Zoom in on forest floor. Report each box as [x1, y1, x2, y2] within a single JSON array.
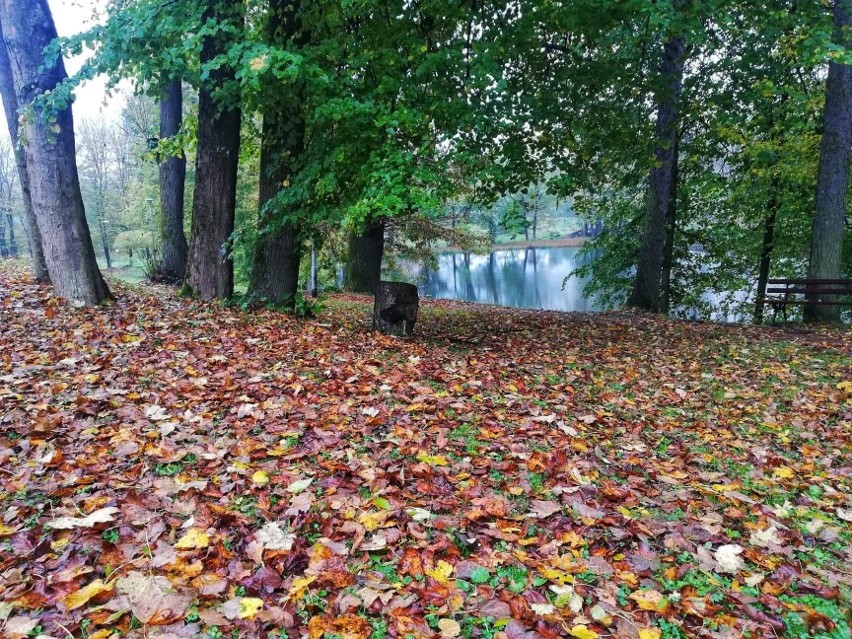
[[1, 263, 851, 639]]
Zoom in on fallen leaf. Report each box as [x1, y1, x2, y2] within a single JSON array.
[[47, 507, 120, 530], [714, 544, 745, 574], [425, 560, 454, 584], [438, 618, 461, 638], [629, 589, 670, 613], [287, 478, 314, 493], [255, 521, 295, 551], [174, 528, 209, 550], [63, 579, 113, 610], [114, 571, 192, 624], [568, 625, 598, 639]]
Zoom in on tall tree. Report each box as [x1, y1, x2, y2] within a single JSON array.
[[344, 220, 386, 294], [157, 79, 188, 282], [629, 0, 687, 313], [0, 16, 47, 281], [805, 0, 852, 322], [185, 0, 243, 300], [247, 0, 305, 307], [0, 0, 109, 304]]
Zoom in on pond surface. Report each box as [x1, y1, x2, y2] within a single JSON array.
[[414, 247, 602, 313]]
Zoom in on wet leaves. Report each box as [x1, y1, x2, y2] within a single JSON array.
[[1, 265, 851, 638]]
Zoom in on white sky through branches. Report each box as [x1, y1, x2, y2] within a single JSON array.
[[49, 0, 126, 124]]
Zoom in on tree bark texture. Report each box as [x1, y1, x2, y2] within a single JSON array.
[[805, 0, 852, 322], [660, 135, 680, 314], [248, 0, 304, 307], [345, 219, 386, 294], [0, 0, 109, 304], [0, 14, 48, 281], [373, 281, 419, 336], [629, 4, 686, 313], [186, 0, 243, 300], [158, 78, 188, 283]]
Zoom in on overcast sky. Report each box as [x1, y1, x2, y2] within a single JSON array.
[[0, 1, 115, 143], [50, 0, 128, 124]]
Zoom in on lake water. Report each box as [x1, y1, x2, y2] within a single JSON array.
[[414, 247, 602, 313]]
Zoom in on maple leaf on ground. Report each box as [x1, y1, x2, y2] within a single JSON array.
[[111, 571, 192, 625]]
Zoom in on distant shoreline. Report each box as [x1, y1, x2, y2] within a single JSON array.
[[437, 236, 588, 253]]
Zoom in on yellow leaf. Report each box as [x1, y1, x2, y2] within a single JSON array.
[[0, 523, 18, 537], [252, 470, 270, 485], [416, 451, 449, 466], [425, 560, 454, 584], [238, 597, 264, 619], [629, 589, 670, 613], [538, 567, 574, 584], [773, 467, 794, 479], [287, 575, 316, 601], [638, 630, 662, 639], [64, 579, 113, 610], [175, 528, 210, 550], [358, 510, 389, 532], [569, 625, 598, 639]]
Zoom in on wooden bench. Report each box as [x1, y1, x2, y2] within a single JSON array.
[[761, 278, 852, 321]]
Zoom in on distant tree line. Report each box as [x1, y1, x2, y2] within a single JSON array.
[[0, 0, 848, 323]]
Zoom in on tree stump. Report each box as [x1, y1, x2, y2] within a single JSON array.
[[373, 281, 419, 336]]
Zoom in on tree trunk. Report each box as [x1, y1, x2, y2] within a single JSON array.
[[0, 210, 7, 257], [804, 0, 852, 323], [345, 219, 385, 293], [0, 13, 47, 281], [373, 281, 419, 336], [6, 211, 16, 256], [158, 78, 188, 283], [248, 0, 304, 308], [660, 135, 680, 314], [629, 3, 686, 313], [185, 0, 243, 300], [754, 176, 781, 324], [0, 0, 109, 304]]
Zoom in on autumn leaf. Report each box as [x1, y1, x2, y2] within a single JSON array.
[[438, 618, 461, 638], [114, 571, 192, 625], [255, 521, 295, 551], [46, 506, 120, 530], [287, 477, 314, 493], [287, 575, 317, 601], [416, 450, 449, 466], [638, 629, 662, 639], [629, 589, 670, 613], [714, 544, 745, 574], [251, 470, 270, 485], [568, 625, 599, 639], [222, 597, 264, 620], [63, 579, 113, 610], [425, 560, 454, 584], [174, 528, 210, 550]]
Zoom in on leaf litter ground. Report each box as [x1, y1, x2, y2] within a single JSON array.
[[0, 264, 850, 639]]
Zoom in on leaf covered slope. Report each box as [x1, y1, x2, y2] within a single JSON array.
[[0, 264, 850, 639]]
